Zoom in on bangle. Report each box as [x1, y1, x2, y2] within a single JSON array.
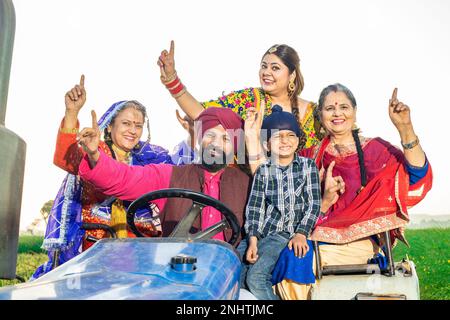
[[172, 87, 187, 99], [401, 136, 419, 150], [60, 127, 79, 134], [170, 82, 185, 95], [165, 77, 181, 90]]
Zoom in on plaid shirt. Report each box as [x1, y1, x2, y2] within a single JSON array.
[[245, 154, 321, 239]]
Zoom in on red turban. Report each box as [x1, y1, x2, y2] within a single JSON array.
[[195, 107, 244, 154]]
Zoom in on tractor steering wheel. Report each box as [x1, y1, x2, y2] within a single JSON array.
[[126, 188, 240, 245]]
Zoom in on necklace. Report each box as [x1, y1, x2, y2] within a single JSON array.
[[111, 144, 131, 164], [329, 139, 357, 156], [331, 141, 355, 147]]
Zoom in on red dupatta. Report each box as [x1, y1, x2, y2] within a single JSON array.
[[301, 136, 433, 244]]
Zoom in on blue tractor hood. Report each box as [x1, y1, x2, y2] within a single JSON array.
[[0, 238, 242, 300]]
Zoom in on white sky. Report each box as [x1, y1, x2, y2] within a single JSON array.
[[4, 0, 450, 229]]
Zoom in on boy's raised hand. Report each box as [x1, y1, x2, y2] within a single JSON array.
[[245, 98, 266, 137], [245, 99, 267, 169]]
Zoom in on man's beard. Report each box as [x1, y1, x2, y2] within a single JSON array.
[[200, 145, 233, 172]]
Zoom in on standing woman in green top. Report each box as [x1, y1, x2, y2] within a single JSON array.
[[157, 41, 323, 169]]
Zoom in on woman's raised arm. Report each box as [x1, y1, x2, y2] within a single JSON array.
[[388, 88, 426, 167], [158, 41, 204, 120]]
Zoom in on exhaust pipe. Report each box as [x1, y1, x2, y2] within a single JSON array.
[[0, 0, 27, 280]]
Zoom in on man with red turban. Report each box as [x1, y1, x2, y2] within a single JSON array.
[[77, 107, 249, 243]]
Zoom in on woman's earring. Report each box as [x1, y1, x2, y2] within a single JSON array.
[[288, 81, 295, 94], [288, 79, 295, 94]]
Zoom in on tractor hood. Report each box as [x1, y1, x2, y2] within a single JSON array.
[[0, 238, 241, 300]]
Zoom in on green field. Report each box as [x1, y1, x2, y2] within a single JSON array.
[[0, 236, 48, 288], [1, 229, 449, 299]]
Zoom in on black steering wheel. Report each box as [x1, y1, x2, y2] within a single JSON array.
[[126, 188, 240, 245]]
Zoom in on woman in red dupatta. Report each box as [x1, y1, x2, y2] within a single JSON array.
[[273, 84, 432, 299]]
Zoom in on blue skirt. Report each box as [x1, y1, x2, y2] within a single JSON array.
[[271, 240, 317, 285]]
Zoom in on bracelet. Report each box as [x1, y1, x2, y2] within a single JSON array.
[[172, 87, 187, 99], [401, 136, 419, 150], [170, 82, 185, 96], [165, 77, 181, 90], [60, 127, 79, 134], [162, 73, 186, 97]]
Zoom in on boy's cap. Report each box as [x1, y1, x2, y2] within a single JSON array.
[[262, 105, 302, 141]]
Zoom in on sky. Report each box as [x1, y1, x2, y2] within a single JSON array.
[[4, 0, 450, 230]]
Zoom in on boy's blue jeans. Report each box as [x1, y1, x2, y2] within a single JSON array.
[[236, 232, 290, 300]]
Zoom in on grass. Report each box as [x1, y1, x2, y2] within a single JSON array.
[[0, 236, 47, 287], [1, 229, 449, 299], [392, 228, 449, 300]]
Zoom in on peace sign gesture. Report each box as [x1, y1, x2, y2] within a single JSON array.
[[157, 40, 176, 82], [388, 88, 412, 130], [77, 110, 101, 162], [65, 74, 86, 114]]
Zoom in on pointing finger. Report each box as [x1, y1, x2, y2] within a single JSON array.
[[326, 161, 336, 179], [80, 74, 85, 87], [91, 110, 98, 130], [169, 40, 175, 57], [392, 88, 398, 101]]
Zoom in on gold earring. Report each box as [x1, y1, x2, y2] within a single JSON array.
[[288, 80, 295, 93]]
